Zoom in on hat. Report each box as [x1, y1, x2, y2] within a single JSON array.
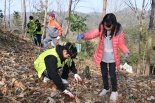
[[64, 42, 77, 58], [48, 12, 55, 18]]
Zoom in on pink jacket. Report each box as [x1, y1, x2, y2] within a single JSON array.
[[83, 28, 129, 70]]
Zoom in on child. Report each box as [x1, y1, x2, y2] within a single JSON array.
[[34, 19, 42, 46], [43, 12, 62, 49], [34, 42, 82, 99], [77, 13, 129, 101], [27, 16, 36, 43]]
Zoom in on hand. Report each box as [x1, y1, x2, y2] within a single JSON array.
[[63, 89, 75, 99], [124, 52, 129, 61], [56, 39, 59, 45], [77, 34, 84, 41], [56, 36, 60, 40], [74, 74, 82, 82]]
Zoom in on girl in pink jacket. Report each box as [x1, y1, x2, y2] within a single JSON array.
[[77, 13, 129, 101]]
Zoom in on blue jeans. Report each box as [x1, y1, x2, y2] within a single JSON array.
[[43, 36, 61, 50], [100, 61, 117, 91]]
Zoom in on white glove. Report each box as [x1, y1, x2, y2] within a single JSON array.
[[56, 36, 60, 40], [63, 89, 75, 99], [74, 74, 82, 82]]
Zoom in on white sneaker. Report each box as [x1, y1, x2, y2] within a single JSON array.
[[43, 77, 50, 83], [61, 78, 69, 84], [110, 92, 118, 101], [99, 89, 110, 96]]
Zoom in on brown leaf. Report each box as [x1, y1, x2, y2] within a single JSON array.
[[12, 78, 27, 91], [0, 86, 8, 95], [75, 96, 81, 103], [151, 80, 155, 87]]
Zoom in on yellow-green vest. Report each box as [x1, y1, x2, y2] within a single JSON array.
[[35, 29, 43, 35], [34, 48, 66, 78], [27, 20, 36, 34]]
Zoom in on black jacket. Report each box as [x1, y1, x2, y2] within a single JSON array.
[[44, 45, 77, 91]]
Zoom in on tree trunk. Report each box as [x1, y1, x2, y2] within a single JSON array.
[[149, 0, 155, 29], [102, 0, 107, 17], [64, 0, 73, 38], [139, 0, 145, 74], [8, 0, 11, 31], [145, 32, 152, 75], [22, 0, 27, 35], [42, 0, 48, 38], [4, 0, 7, 30], [144, 0, 155, 76]]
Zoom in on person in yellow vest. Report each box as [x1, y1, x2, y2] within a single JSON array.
[[34, 42, 82, 99], [34, 19, 43, 46], [27, 16, 36, 43]]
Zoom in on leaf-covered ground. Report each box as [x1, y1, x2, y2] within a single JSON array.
[[0, 31, 155, 103]]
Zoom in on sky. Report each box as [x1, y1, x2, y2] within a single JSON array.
[[0, 0, 151, 15]]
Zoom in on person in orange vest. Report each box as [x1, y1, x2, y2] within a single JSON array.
[[43, 12, 63, 50]]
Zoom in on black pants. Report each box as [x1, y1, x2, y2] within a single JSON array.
[[100, 61, 117, 92], [34, 34, 42, 46]]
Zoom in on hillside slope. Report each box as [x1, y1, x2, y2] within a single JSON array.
[[0, 30, 155, 103]]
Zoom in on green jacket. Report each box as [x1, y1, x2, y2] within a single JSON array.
[[27, 20, 36, 36], [34, 48, 66, 78]]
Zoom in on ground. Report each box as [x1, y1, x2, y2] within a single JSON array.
[[0, 30, 155, 103]]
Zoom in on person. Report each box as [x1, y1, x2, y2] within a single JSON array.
[[27, 16, 36, 43], [34, 19, 43, 46], [77, 13, 129, 101], [34, 42, 82, 99], [43, 12, 63, 49]]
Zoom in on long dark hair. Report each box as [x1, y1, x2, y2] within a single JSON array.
[[99, 13, 121, 38]]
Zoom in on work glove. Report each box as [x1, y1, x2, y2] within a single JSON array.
[[56, 36, 61, 45], [124, 52, 129, 61], [56, 36, 61, 40], [63, 89, 75, 99], [77, 34, 84, 41], [74, 74, 82, 82]]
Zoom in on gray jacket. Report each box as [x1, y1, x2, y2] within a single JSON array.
[[46, 26, 58, 38]]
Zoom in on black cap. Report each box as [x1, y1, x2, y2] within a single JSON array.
[[64, 42, 77, 58]]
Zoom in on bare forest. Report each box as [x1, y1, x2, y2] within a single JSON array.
[[0, 0, 155, 103]]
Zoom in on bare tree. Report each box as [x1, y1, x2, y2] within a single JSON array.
[[102, 0, 107, 17], [42, 0, 48, 39], [22, 0, 27, 35], [4, 0, 7, 30], [145, 0, 155, 75], [32, 0, 45, 22], [28, 0, 33, 15], [125, 0, 149, 74], [149, 0, 155, 29], [72, 0, 81, 12], [108, 0, 126, 13], [64, 0, 73, 37], [55, 0, 66, 25], [8, 0, 13, 31]]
